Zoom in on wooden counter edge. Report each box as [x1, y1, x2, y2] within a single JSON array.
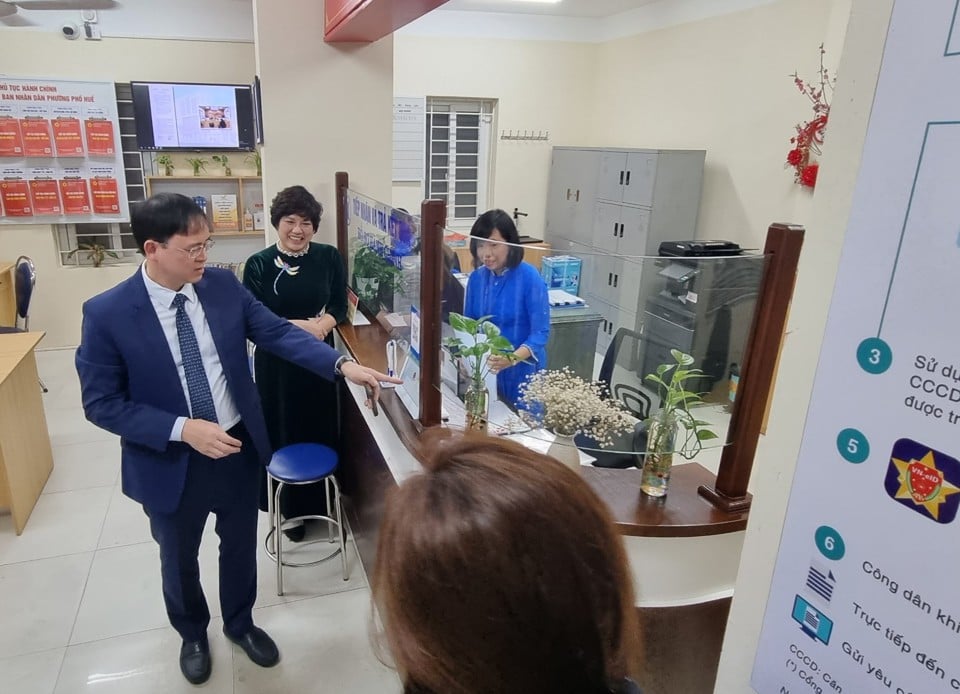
[[336, 324, 749, 538]]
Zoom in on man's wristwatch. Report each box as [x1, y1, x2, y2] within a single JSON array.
[[334, 355, 357, 377]]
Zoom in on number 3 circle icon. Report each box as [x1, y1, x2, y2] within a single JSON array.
[[856, 337, 892, 374]]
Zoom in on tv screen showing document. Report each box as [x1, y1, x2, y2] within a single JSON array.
[[131, 81, 256, 151]]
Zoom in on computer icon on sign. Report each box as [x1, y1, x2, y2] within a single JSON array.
[[791, 595, 834, 645]]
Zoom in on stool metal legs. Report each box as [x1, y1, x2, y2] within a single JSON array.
[[264, 472, 349, 596]]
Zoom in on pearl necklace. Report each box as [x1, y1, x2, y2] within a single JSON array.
[[276, 241, 309, 258]]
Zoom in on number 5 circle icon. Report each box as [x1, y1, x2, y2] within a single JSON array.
[[837, 428, 870, 464]]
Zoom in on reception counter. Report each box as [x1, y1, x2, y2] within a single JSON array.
[[0, 332, 54, 534], [334, 320, 746, 694]]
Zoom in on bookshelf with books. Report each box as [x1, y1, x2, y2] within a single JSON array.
[[144, 175, 264, 237]]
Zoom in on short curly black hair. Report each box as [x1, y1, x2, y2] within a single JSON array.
[[269, 185, 323, 230]]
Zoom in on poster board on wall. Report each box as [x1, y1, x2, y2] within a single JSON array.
[[0, 77, 128, 224], [751, 2, 960, 693]]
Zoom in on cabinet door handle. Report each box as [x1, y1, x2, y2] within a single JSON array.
[[625, 170, 631, 186], [607, 272, 613, 286], [575, 189, 580, 202], [566, 188, 571, 200], [619, 224, 624, 238], [613, 274, 619, 288], [619, 170, 624, 185], [613, 222, 618, 238]]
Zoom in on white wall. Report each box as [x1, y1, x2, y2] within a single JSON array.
[[253, 0, 393, 247], [392, 36, 597, 237], [589, 0, 840, 248], [0, 32, 255, 349], [714, 1, 892, 690]]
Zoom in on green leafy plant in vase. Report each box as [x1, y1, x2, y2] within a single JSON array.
[[641, 349, 718, 497], [245, 150, 262, 176], [155, 154, 174, 176], [444, 312, 516, 434], [185, 157, 208, 176], [212, 154, 232, 176], [66, 242, 119, 268], [351, 245, 403, 311]]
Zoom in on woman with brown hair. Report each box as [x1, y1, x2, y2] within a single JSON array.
[[372, 433, 643, 694]]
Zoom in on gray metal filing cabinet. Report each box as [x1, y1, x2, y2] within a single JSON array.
[[544, 147, 705, 356]]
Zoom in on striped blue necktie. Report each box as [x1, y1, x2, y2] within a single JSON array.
[[172, 293, 218, 423]]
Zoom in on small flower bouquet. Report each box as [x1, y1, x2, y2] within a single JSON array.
[[519, 368, 633, 447]]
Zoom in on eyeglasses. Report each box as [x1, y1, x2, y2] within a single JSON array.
[[280, 218, 315, 232], [163, 238, 215, 259]]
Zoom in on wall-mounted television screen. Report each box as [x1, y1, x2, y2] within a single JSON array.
[[131, 81, 257, 151]]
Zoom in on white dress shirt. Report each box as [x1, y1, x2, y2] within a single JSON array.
[[140, 264, 242, 440]]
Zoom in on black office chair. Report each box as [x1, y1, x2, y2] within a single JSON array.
[[575, 327, 653, 468], [0, 256, 48, 392]]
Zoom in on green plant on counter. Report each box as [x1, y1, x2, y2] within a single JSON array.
[[155, 154, 174, 176], [245, 149, 262, 176], [66, 243, 119, 268], [644, 349, 718, 459], [186, 157, 208, 176], [444, 312, 517, 433], [351, 245, 403, 301], [211, 154, 231, 176]]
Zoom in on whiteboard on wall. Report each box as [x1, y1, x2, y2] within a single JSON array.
[[751, 1, 960, 693], [393, 96, 425, 183]]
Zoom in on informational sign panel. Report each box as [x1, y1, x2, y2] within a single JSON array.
[[393, 96, 425, 183], [752, 2, 960, 693], [0, 77, 128, 224]]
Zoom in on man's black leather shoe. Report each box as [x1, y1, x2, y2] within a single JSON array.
[[179, 639, 211, 685], [224, 625, 280, 667]]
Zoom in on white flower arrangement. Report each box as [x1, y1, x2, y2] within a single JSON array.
[[519, 368, 633, 447]]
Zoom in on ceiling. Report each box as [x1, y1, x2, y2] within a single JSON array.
[[441, 0, 662, 19]]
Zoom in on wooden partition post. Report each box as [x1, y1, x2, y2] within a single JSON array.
[[699, 223, 804, 512], [417, 199, 446, 428], [335, 171, 349, 274]]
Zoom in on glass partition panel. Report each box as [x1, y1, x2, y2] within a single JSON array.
[[343, 189, 423, 414], [436, 233, 768, 464]]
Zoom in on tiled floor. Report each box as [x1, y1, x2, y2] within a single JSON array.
[[0, 348, 401, 693]]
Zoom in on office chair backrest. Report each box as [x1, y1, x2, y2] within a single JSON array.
[[14, 255, 37, 331], [598, 327, 653, 421]]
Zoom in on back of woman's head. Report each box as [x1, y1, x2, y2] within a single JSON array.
[[373, 433, 639, 694]]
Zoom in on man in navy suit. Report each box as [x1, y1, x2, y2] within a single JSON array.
[[76, 193, 398, 685]]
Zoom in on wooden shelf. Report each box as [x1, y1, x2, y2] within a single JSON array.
[[211, 230, 264, 238], [146, 175, 261, 182]]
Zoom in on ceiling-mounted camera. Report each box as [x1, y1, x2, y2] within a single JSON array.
[[61, 23, 80, 40]]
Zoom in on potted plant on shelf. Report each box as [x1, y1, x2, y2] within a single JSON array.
[[185, 157, 208, 176], [351, 245, 403, 312], [245, 149, 262, 176], [66, 242, 119, 268], [640, 349, 718, 497], [519, 368, 633, 471], [155, 154, 174, 176], [212, 154, 232, 176], [444, 312, 517, 434]]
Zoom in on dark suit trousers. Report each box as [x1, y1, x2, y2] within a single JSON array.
[[145, 422, 260, 642]]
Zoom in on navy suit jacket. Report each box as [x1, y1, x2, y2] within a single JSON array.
[[76, 267, 339, 514]]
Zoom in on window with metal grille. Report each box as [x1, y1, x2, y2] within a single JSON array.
[[56, 83, 144, 267], [425, 98, 495, 227]]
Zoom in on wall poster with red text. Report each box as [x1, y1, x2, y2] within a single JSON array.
[[0, 77, 127, 223]]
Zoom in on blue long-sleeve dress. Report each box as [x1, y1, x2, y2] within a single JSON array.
[[464, 261, 550, 407]]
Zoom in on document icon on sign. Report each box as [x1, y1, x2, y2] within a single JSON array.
[[791, 595, 833, 645], [806, 563, 836, 604]]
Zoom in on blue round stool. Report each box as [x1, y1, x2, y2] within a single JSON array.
[[264, 443, 349, 596]]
